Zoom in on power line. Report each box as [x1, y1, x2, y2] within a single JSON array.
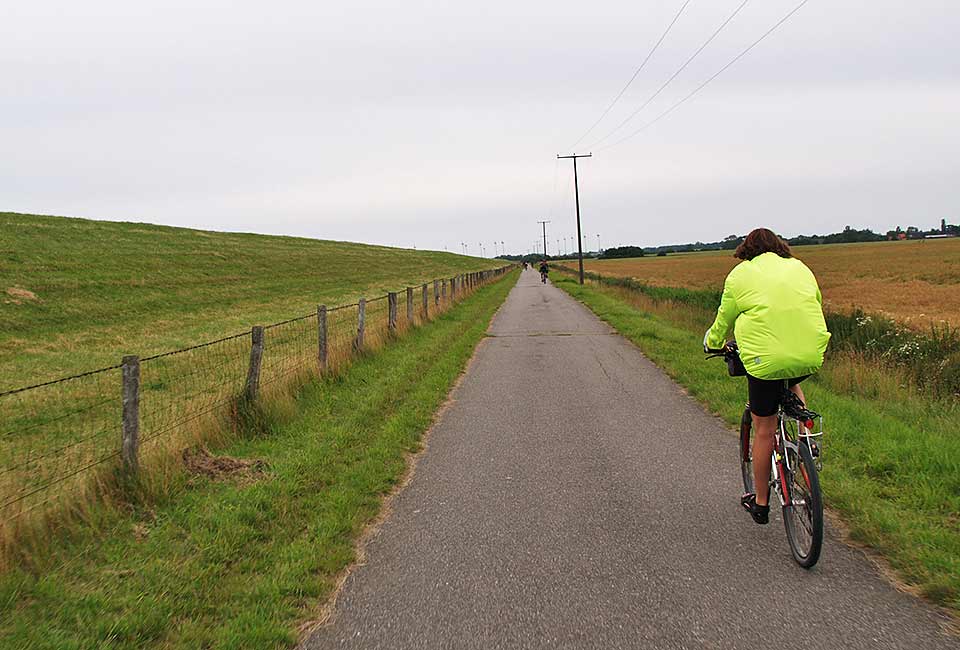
[[568, 0, 693, 151], [600, 0, 812, 151], [586, 0, 751, 151]]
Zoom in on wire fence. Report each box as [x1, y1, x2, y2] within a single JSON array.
[[0, 266, 513, 548]]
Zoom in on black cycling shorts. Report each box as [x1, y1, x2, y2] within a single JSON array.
[[747, 374, 810, 417]]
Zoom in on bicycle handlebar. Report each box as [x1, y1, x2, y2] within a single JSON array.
[[704, 340, 738, 358]]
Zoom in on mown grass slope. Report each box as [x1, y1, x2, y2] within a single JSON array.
[[0, 212, 499, 388]]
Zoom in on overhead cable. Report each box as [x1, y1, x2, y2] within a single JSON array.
[[600, 0, 812, 151], [567, 0, 693, 151], [586, 0, 751, 151]]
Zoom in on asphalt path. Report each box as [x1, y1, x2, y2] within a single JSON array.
[[303, 268, 957, 649]]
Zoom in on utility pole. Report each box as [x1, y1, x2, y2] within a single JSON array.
[[537, 220, 550, 260], [557, 153, 592, 284], [597, 233, 601, 255]]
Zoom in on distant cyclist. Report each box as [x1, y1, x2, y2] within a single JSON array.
[[703, 228, 830, 524], [538, 260, 549, 283]]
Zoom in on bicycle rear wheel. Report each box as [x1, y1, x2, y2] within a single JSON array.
[[739, 408, 754, 495], [783, 442, 823, 568]]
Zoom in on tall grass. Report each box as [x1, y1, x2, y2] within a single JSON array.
[[826, 310, 960, 398]]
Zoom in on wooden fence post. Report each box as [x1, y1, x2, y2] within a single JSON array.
[[317, 305, 327, 374], [434, 280, 440, 307], [245, 326, 264, 402], [406, 287, 414, 323], [441, 279, 447, 303], [421, 284, 429, 318], [388, 292, 398, 333], [355, 298, 365, 351], [121, 355, 140, 473]]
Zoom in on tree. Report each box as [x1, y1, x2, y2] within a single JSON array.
[[600, 246, 645, 259]]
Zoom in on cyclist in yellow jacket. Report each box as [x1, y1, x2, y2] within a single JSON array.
[[704, 228, 830, 524]]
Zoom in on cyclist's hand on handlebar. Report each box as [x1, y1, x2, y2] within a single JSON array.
[[702, 330, 721, 354]]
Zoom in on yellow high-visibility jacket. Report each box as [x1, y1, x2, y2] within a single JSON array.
[[704, 252, 831, 380]]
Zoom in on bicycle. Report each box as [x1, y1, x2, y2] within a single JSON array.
[[540, 271, 548, 284], [706, 342, 825, 568]]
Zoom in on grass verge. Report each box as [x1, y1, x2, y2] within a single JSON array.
[[0, 270, 517, 649], [554, 276, 960, 614]]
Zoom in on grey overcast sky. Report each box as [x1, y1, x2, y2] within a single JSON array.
[[2, 0, 958, 254]]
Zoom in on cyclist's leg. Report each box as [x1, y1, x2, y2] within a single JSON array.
[[788, 375, 810, 431], [788, 378, 820, 459], [751, 415, 777, 507], [789, 381, 806, 405], [747, 375, 781, 507]]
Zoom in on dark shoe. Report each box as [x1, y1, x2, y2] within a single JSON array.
[[741, 493, 770, 525]]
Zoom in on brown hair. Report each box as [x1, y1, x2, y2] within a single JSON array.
[[734, 228, 792, 261]]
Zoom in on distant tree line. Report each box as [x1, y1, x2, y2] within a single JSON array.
[[595, 219, 958, 259]]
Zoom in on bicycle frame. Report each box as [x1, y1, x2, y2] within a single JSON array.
[[770, 411, 823, 508]]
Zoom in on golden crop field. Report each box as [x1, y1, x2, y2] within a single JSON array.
[[580, 239, 960, 327]]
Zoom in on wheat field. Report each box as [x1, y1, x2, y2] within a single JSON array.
[[581, 239, 960, 327]]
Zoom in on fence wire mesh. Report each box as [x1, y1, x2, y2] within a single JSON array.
[[0, 366, 121, 530], [0, 266, 512, 543], [261, 313, 317, 390], [139, 332, 251, 457]]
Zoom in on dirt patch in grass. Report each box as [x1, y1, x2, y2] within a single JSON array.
[[5, 287, 39, 304], [182, 447, 267, 482]]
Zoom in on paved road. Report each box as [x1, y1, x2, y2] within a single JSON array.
[[303, 269, 956, 650]]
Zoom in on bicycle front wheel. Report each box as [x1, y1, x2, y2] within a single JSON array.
[[783, 442, 823, 568]]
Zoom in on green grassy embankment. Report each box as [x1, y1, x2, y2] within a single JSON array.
[[0, 212, 500, 387], [0, 269, 517, 649], [555, 276, 959, 614]]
